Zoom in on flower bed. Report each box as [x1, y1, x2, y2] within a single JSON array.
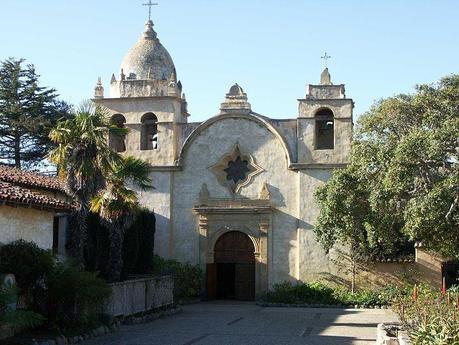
[[392, 285, 459, 345]]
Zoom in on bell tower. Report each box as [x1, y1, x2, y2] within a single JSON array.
[[93, 19, 188, 167], [296, 68, 353, 166]]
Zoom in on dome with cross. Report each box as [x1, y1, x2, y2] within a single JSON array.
[[120, 20, 176, 81]]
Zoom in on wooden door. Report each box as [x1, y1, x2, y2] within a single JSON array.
[[235, 263, 255, 300], [206, 263, 217, 300], [213, 231, 255, 300]]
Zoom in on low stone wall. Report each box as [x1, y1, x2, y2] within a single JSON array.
[[105, 275, 174, 317]]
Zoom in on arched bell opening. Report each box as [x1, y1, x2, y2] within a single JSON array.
[[314, 107, 334, 150], [140, 112, 158, 150], [109, 114, 126, 152]]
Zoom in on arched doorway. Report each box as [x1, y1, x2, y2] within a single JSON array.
[[207, 231, 255, 300]]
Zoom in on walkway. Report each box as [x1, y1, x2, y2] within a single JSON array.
[[85, 302, 398, 345]]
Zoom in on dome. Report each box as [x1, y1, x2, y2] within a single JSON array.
[[120, 20, 176, 81], [228, 83, 244, 96]]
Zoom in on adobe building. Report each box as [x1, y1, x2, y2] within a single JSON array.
[[0, 165, 72, 254]]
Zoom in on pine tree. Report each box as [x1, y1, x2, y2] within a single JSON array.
[[0, 57, 71, 170]]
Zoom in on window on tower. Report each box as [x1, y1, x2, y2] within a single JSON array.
[[109, 114, 126, 152], [141, 113, 158, 150], [314, 108, 334, 150]]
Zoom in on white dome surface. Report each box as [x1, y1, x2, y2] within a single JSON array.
[[120, 20, 175, 81]]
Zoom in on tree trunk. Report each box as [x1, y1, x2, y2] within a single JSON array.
[[14, 131, 21, 169], [107, 221, 124, 282], [351, 257, 356, 294], [67, 204, 88, 266]]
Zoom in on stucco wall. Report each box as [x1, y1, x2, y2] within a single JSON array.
[[297, 169, 343, 283], [135, 171, 172, 259], [172, 116, 298, 286], [0, 205, 54, 249]]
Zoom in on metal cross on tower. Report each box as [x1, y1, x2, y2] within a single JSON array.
[[321, 52, 331, 68], [142, 0, 158, 21]]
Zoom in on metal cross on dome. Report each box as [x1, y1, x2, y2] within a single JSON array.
[[142, 0, 158, 21], [321, 52, 331, 68]]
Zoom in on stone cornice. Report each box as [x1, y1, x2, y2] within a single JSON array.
[[193, 205, 272, 215], [92, 95, 182, 102], [297, 97, 353, 102], [289, 163, 348, 170], [149, 165, 182, 172]]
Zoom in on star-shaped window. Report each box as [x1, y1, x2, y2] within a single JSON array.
[[209, 144, 263, 194], [224, 156, 250, 183]]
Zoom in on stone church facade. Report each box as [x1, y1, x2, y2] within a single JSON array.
[[94, 19, 353, 299]]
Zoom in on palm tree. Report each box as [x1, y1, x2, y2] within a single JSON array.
[[49, 102, 126, 264], [90, 156, 152, 282]]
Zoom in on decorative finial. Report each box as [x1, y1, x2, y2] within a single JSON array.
[[199, 183, 210, 203], [168, 70, 177, 83], [94, 77, 104, 99], [110, 73, 116, 83], [143, 20, 158, 40], [320, 68, 332, 85], [321, 52, 331, 68], [259, 182, 271, 200], [120, 68, 125, 81], [142, 0, 158, 21], [220, 83, 251, 114]]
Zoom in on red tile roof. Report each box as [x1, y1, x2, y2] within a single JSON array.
[[0, 165, 73, 211], [0, 165, 65, 192], [0, 181, 73, 211]]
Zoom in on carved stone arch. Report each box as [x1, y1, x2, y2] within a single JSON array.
[[177, 113, 293, 168], [314, 107, 335, 117], [209, 225, 261, 258]]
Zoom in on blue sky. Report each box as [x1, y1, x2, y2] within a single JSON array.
[[0, 0, 458, 122]]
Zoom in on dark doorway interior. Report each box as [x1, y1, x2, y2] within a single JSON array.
[[217, 263, 235, 299], [442, 261, 459, 288], [208, 231, 255, 301]]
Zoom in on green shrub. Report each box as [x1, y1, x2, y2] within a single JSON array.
[[86, 209, 155, 279], [152, 255, 203, 300], [0, 240, 54, 296], [263, 281, 410, 306], [122, 209, 155, 278], [45, 263, 112, 332], [0, 286, 45, 330]]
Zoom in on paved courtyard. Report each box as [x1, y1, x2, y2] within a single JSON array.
[[85, 302, 398, 345]]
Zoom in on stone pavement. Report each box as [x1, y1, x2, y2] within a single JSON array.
[[84, 302, 399, 345]]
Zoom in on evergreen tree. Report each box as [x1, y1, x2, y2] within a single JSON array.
[[0, 57, 71, 170], [314, 75, 459, 259]]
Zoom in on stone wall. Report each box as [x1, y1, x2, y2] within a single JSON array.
[[105, 275, 174, 317], [415, 248, 444, 289], [0, 205, 54, 249], [355, 262, 415, 288]]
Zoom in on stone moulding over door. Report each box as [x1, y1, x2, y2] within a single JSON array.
[[208, 143, 263, 194], [193, 183, 272, 298]]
